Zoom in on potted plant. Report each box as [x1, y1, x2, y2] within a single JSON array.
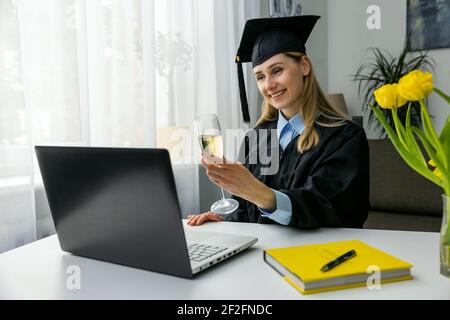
[[353, 38, 434, 136], [370, 70, 450, 278]]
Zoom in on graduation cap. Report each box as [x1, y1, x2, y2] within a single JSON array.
[[235, 15, 320, 123]]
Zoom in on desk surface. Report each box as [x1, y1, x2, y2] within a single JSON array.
[[1, 221, 449, 300]]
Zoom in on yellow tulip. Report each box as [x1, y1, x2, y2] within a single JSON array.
[[374, 83, 407, 109], [397, 70, 433, 101]]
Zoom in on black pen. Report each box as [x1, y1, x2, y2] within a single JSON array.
[[320, 249, 357, 272]]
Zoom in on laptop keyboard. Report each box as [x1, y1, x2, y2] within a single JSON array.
[[188, 242, 228, 262]]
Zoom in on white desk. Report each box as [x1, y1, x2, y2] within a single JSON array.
[[0, 221, 449, 300]]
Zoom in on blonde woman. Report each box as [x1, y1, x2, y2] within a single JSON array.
[[188, 16, 369, 228]]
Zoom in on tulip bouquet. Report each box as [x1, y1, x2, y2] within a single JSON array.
[[370, 70, 450, 248]]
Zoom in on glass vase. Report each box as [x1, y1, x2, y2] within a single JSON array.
[[440, 195, 450, 278]]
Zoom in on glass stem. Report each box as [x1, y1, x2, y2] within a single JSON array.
[[220, 187, 226, 200], [444, 195, 450, 246]]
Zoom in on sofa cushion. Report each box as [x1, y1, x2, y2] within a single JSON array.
[[364, 210, 441, 232], [368, 139, 442, 217]]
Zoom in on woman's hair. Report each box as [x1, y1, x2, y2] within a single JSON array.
[[255, 52, 349, 153]]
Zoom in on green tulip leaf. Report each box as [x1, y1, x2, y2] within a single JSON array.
[[405, 104, 426, 165], [440, 114, 450, 172], [436, 88, 450, 175], [434, 87, 450, 105], [411, 127, 449, 191], [370, 104, 440, 186], [420, 100, 446, 166], [392, 108, 408, 149]]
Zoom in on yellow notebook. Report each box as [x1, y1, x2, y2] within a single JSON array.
[[264, 240, 413, 294]]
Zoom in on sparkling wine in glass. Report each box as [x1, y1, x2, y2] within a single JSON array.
[[195, 114, 239, 215]]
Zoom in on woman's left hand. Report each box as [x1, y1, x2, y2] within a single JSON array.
[[201, 154, 276, 210]]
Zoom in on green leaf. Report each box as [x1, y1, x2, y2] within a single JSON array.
[[434, 87, 450, 104], [405, 104, 426, 165], [433, 88, 450, 172], [440, 114, 450, 171], [392, 107, 408, 149], [411, 127, 449, 192], [419, 100, 446, 166], [369, 105, 440, 186]]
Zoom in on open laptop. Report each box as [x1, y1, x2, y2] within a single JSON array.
[[35, 146, 257, 278]]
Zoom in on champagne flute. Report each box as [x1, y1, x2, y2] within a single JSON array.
[[195, 114, 239, 215]]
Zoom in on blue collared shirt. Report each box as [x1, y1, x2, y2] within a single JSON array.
[[258, 111, 304, 225]]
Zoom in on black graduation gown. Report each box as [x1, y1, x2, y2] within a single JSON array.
[[225, 118, 369, 229]]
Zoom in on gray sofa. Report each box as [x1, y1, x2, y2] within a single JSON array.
[[364, 139, 443, 232]]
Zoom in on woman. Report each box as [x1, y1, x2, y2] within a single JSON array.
[[187, 16, 369, 228]]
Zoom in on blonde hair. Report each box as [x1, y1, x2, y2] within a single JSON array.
[[255, 52, 349, 153]]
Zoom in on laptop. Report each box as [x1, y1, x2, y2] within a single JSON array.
[[35, 146, 257, 278]]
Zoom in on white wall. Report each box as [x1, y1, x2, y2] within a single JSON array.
[[328, 0, 450, 138], [300, 0, 329, 92]]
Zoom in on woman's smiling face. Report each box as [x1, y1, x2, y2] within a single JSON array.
[[253, 53, 310, 119]]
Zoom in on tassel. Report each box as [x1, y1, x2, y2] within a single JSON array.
[[236, 56, 250, 124]]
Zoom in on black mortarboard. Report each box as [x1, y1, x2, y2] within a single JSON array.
[[235, 15, 320, 123]]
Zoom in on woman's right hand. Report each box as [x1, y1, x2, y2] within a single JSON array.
[[187, 211, 223, 226]]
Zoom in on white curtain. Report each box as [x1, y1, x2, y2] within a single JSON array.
[[0, 0, 262, 253]]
